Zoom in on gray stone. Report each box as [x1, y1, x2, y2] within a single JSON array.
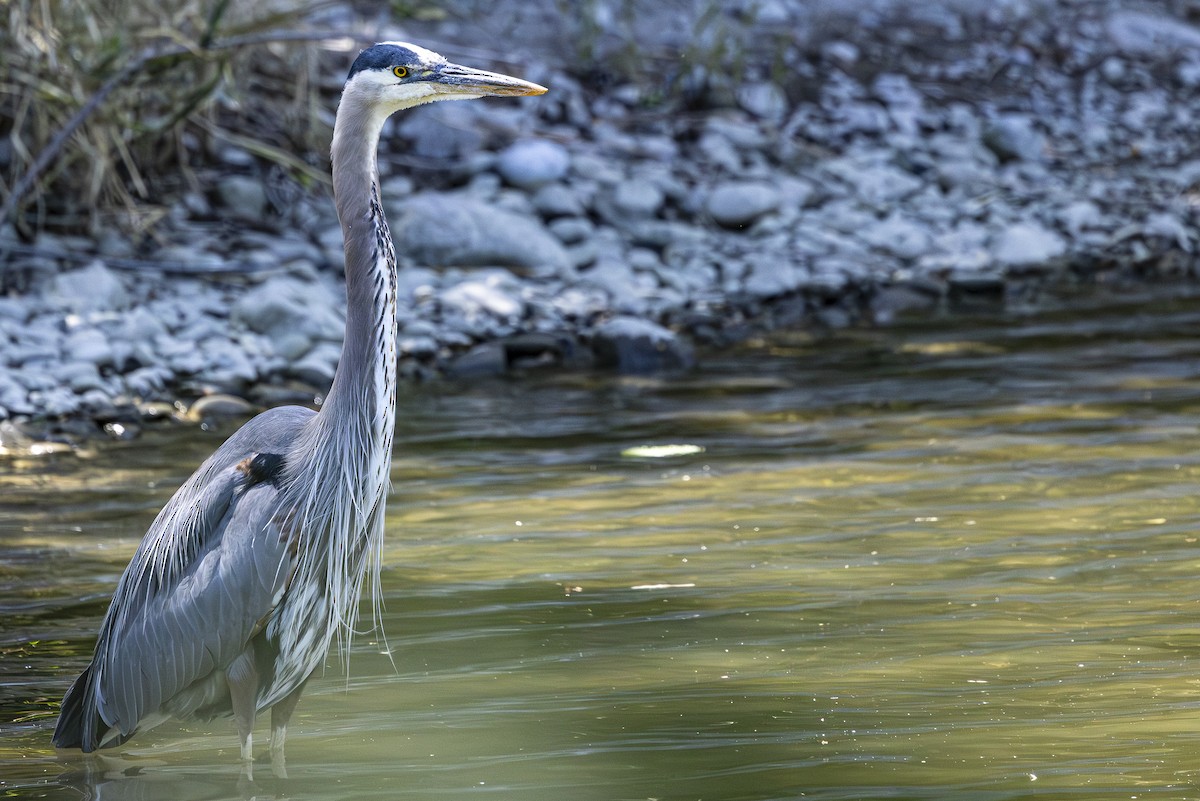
[[48, 261, 129, 313], [826, 157, 923, 206], [1058, 201, 1104, 237], [394, 192, 571, 272], [549, 217, 595, 245], [992, 222, 1068, 268], [231, 276, 343, 343], [1107, 10, 1200, 56], [591, 316, 694, 374], [737, 81, 788, 122], [289, 342, 342, 389], [581, 258, 654, 314], [532, 183, 585, 217], [124, 365, 172, 399], [496, 139, 571, 189], [612, 180, 664, 218], [55, 361, 106, 394], [706, 182, 781, 228], [216, 175, 268, 222], [983, 115, 1044, 162], [62, 328, 114, 368], [396, 101, 484, 161], [744, 260, 805, 299]]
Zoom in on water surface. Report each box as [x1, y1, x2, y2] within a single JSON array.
[[5, 294, 1200, 799]]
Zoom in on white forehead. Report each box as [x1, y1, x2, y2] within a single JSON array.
[[378, 41, 445, 65]]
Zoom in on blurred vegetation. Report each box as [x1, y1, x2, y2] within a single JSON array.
[[0, 0, 330, 238]]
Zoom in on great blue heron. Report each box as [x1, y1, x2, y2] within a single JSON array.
[[51, 42, 546, 765]]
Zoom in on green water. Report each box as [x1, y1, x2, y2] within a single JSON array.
[[5, 294, 1200, 799]]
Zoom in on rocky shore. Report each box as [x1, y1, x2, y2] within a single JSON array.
[[3, 0, 1200, 443]]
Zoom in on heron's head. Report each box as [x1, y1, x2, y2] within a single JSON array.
[[343, 42, 547, 117]]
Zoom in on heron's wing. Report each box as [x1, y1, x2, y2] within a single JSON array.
[[90, 406, 314, 740]]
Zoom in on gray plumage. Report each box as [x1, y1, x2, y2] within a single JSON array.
[[52, 42, 546, 764]]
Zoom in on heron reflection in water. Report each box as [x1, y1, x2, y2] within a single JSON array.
[[51, 42, 546, 768]]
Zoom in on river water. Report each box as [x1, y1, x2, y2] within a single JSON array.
[[4, 293, 1200, 800]]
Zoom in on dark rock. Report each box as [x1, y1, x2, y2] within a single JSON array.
[[591, 316, 694, 374]]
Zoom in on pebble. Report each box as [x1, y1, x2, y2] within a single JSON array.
[[706, 182, 781, 228], [497, 139, 571, 189]]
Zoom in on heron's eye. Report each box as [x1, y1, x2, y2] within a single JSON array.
[[393, 66, 408, 79]]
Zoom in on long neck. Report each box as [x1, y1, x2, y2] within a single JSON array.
[[320, 95, 398, 446]]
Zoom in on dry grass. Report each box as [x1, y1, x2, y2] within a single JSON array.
[[0, 0, 333, 237]]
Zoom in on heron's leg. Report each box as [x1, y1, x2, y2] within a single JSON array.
[[225, 649, 259, 764], [269, 675, 310, 769]]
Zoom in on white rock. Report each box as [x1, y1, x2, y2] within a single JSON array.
[[992, 222, 1068, 267], [440, 274, 524, 319]]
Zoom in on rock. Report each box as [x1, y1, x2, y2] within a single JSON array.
[[1058, 201, 1104, 237], [826, 157, 923, 206], [737, 81, 788, 122], [496, 139, 571, 189], [948, 273, 1006, 311], [532, 183, 585, 217], [440, 273, 524, 319], [48, 261, 129, 313], [289, 342, 342, 389], [992, 222, 1068, 268], [860, 213, 934, 261], [1107, 10, 1200, 57], [549, 217, 595, 245], [581, 258, 653, 314], [186, 393, 255, 422], [124, 365, 172, 399], [706, 182, 781, 228], [396, 101, 484, 161], [983, 115, 1044, 162], [62, 328, 114, 368], [744, 260, 806, 299], [591, 316, 694, 374], [55, 361, 106, 394], [215, 175, 268, 222], [871, 283, 940, 323], [612, 179, 664, 218], [231, 276, 343, 343], [394, 192, 571, 272]]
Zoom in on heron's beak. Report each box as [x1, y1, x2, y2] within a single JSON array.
[[434, 63, 548, 97]]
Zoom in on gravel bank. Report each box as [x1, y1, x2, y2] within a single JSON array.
[[3, 0, 1200, 442]]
